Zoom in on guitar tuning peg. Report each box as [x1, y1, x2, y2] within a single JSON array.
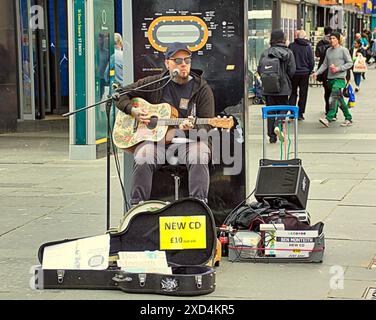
[[223, 116, 227, 119], [226, 129, 230, 133], [213, 128, 218, 131], [217, 115, 221, 118], [221, 128, 224, 132]]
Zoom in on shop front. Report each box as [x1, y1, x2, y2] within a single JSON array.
[[247, 0, 273, 93], [281, 0, 299, 45]]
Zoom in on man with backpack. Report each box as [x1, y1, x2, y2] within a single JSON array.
[[258, 29, 296, 143], [315, 26, 332, 117]]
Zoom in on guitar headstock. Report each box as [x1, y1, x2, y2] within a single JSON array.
[[208, 116, 234, 129]]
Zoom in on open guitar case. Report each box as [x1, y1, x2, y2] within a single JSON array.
[[35, 198, 217, 296]]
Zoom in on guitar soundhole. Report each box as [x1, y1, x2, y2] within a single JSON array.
[[147, 116, 158, 130]]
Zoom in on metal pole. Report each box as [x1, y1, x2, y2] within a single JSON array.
[[294, 117, 298, 159]]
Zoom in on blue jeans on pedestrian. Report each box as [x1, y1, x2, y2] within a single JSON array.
[[353, 72, 362, 87]]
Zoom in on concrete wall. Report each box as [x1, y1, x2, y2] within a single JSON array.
[[0, 0, 18, 133]]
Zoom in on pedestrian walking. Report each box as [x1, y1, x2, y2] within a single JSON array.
[[288, 30, 315, 120], [355, 33, 369, 79], [257, 29, 296, 143], [315, 26, 332, 116], [313, 32, 354, 127], [349, 40, 366, 92]]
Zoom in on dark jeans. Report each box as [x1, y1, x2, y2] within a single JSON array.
[[265, 95, 289, 139], [353, 72, 362, 87], [130, 141, 210, 205], [289, 74, 310, 115]]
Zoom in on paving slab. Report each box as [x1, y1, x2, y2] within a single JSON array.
[[321, 239, 375, 269], [305, 200, 338, 224], [341, 180, 376, 206], [327, 279, 376, 300], [0, 207, 56, 236], [213, 262, 332, 300], [309, 179, 361, 201], [365, 169, 376, 179], [324, 206, 376, 241]]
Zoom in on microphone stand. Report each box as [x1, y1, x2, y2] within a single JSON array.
[[63, 73, 172, 230]]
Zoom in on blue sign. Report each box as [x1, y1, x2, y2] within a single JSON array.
[[372, 0, 376, 14]]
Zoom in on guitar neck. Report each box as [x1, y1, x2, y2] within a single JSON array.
[[157, 118, 210, 126]]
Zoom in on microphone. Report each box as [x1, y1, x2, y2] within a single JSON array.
[[171, 68, 180, 78]]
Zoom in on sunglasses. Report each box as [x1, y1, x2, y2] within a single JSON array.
[[169, 57, 192, 65]]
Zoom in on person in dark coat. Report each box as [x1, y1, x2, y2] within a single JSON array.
[[315, 26, 332, 116], [288, 30, 315, 120], [258, 29, 296, 143]]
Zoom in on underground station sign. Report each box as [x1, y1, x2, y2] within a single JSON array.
[[159, 216, 206, 250]]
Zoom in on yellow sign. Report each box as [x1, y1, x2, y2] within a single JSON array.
[[147, 16, 209, 53], [160, 216, 206, 250], [343, 0, 367, 4]]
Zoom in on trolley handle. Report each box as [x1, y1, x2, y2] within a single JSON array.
[[262, 106, 299, 119]]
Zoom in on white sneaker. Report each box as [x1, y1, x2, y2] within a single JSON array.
[[340, 120, 353, 127], [274, 126, 284, 141], [332, 117, 337, 121], [319, 117, 329, 127]]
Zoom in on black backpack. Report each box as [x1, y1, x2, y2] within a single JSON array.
[[259, 52, 283, 94], [316, 41, 331, 82]]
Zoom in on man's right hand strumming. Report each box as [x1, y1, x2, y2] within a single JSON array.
[[131, 107, 150, 124]]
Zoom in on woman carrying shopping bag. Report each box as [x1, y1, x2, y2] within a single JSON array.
[[349, 40, 366, 92]]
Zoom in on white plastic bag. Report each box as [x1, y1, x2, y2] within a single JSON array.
[[353, 54, 367, 73]]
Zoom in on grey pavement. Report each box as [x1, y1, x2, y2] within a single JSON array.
[[1, 70, 376, 300]]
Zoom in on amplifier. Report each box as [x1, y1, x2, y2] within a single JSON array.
[[254, 165, 310, 209]]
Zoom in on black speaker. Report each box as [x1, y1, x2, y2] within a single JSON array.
[[254, 164, 310, 209]]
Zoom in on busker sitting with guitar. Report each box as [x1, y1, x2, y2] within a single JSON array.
[[115, 42, 215, 205]]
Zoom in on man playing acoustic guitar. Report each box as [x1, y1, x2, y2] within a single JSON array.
[[115, 42, 215, 205]]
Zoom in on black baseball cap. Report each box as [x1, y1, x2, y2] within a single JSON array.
[[164, 42, 192, 59]]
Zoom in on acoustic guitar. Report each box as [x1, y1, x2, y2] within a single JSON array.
[[113, 98, 234, 152]]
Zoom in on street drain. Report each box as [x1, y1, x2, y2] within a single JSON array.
[[362, 287, 376, 300]]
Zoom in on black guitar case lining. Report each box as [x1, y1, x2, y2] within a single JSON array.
[[36, 198, 217, 296]]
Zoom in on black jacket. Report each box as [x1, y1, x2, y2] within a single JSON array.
[[315, 36, 331, 82], [288, 38, 314, 75], [115, 69, 215, 133], [315, 37, 331, 69], [257, 44, 296, 96]]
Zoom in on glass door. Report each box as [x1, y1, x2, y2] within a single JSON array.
[[18, 0, 35, 120]]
